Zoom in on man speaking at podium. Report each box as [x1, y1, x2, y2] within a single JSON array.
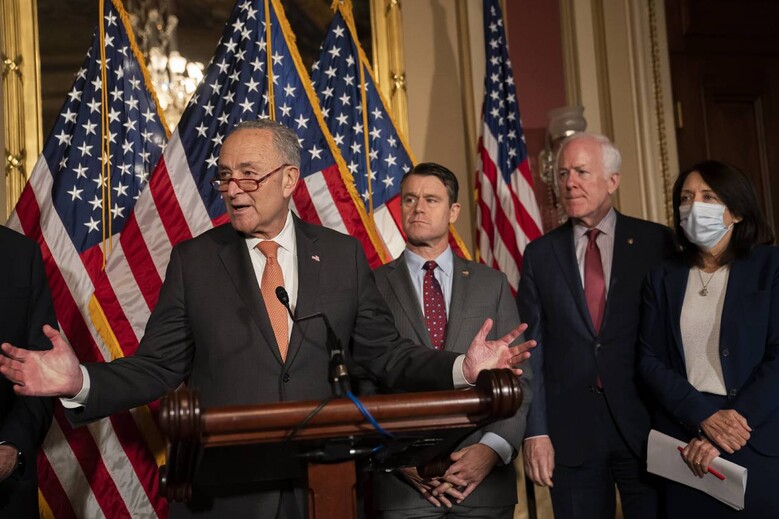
[[372, 163, 532, 519], [0, 120, 533, 519]]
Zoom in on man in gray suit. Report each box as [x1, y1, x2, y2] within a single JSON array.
[[372, 163, 532, 519], [0, 121, 532, 519]]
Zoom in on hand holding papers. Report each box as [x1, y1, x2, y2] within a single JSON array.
[[647, 430, 747, 511]]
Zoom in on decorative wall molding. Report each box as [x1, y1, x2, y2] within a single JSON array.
[[0, 0, 42, 221]]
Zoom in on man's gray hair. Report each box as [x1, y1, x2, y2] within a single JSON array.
[[231, 119, 302, 167], [557, 132, 621, 178]]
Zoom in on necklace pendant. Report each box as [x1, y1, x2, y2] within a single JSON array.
[[700, 287, 709, 296]]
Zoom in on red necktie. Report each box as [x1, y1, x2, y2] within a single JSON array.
[[584, 229, 606, 334], [258, 241, 288, 361], [422, 261, 447, 350]]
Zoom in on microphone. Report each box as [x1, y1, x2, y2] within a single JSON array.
[[275, 287, 351, 396]]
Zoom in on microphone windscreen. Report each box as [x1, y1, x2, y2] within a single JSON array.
[[275, 286, 289, 307]]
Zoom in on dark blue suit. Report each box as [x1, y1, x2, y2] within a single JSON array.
[[0, 226, 56, 518], [639, 245, 779, 517], [518, 212, 674, 518]]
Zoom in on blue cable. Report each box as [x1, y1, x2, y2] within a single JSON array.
[[346, 391, 395, 439]]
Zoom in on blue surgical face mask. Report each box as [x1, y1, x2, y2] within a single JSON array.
[[679, 201, 734, 250]]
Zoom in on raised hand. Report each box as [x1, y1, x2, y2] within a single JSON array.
[[0, 325, 83, 397], [463, 319, 535, 383], [701, 409, 751, 453]]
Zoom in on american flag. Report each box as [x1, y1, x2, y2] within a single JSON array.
[[8, 0, 169, 517], [475, 0, 543, 291], [311, 6, 470, 259]]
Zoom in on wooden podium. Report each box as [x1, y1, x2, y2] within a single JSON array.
[[158, 369, 522, 518]]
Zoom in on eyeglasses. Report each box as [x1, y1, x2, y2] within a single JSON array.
[[210, 163, 290, 193]]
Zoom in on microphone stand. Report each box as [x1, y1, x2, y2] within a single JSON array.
[[276, 287, 352, 396]]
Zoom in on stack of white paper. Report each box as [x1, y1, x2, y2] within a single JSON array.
[[647, 429, 747, 510]]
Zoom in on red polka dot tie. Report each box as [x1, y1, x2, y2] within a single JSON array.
[[423, 261, 447, 350]]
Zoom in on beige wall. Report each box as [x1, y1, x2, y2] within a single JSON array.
[[401, 0, 483, 254]]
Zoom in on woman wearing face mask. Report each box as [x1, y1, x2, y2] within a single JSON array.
[[639, 160, 779, 517]]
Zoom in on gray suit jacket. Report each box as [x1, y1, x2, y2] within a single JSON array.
[[372, 252, 532, 510], [65, 216, 461, 519]]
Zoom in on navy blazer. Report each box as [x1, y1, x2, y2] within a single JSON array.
[[639, 245, 779, 456], [518, 212, 675, 465], [0, 226, 56, 517]]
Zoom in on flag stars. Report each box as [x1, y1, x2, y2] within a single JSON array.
[[123, 119, 137, 132], [382, 176, 394, 188], [384, 154, 397, 167], [206, 153, 219, 169], [245, 77, 260, 92], [308, 145, 323, 159], [294, 114, 309, 129], [279, 103, 292, 117], [114, 183, 130, 197], [211, 133, 225, 146], [126, 97, 139, 111], [283, 83, 296, 97], [241, 27, 253, 41], [387, 135, 398, 148], [333, 133, 344, 146], [62, 108, 78, 124], [55, 130, 72, 146], [67, 187, 83, 201], [122, 139, 134, 155], [371, 107, 383, 120], [343, 74, 354, 86], [272, 52, 283, 66], [77, 142, 93, 157], [68, 88, 82, 103], [218, 112, 230, 126], [225, 39, 238, 54], [105, 11, 117, 26], [350, 142, 361, 155], [111, 203, 125, 220], [328, 46, 341, 59], [324, 66, 337, 79], [129, 77, 141, 90], [333, 25, 345, 38], [353, 121, 363, 134], [369, 127, 381, 140], [84, 217, 100, 233], [88, 195, 102, 212], [239, 98, 254, 113], [82, 120, 98, 136], [336, 113, 348, 126], [322, 86, 334, 99], [339, 93, 351, 106], [347, 160, 359, 174], [346, 55, 355, 67]]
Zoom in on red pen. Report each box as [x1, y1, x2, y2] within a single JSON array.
[[677, 446, 726, 481]]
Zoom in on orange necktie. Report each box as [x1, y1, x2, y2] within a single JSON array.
[[257, 241, 288, 360]]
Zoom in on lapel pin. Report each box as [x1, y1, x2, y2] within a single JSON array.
[[462, 270, 470, 277], [627, 238, 635, 245], [311, 254, 320, 262]]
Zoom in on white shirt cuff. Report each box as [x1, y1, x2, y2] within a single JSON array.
[[523, 435, 550, 442], [479, 432, 514, 465], [59, 365, 90, 409], [452, 355, 473, 389]]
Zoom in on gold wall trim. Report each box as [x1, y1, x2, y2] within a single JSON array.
[[370, 0, 409, 137], [648, 0, 673, 225], [1, 0, 42, 220]]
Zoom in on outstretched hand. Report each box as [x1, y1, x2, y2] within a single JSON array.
[[463, 320, 535, 384], [0, 325, 83, 397]]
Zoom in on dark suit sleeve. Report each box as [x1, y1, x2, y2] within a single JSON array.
[[638, 272, 718, 431], [517, 246, 548, 439], [731, 255, 779, 427], [480, 272, 532, 454], [68, 245, 193, 424], [0, 240, 55, 472], [349, 240, 459, 392]]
